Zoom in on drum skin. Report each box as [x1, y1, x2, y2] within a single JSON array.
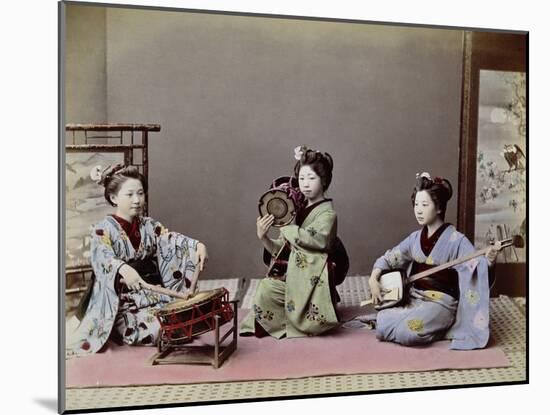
[[158, 290, 218, 315], [258, 189, 296, 227], [258, 176, 306, 227]]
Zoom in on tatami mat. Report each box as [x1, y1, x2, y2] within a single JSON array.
[[240, 278, 260, 309], [65, 276, 526, 411], [337, 275, 373, 306], [196, 278, 242, 302]]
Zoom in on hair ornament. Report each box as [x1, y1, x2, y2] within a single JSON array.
[[90, 165, 104, 184], [94, 163, 125, 186], [294, 145, 308, 160], [415, 172, 432, 180]]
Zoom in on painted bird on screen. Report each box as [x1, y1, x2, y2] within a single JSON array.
[[502, 144, 525, 172]]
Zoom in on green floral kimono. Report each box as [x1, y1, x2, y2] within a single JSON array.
[[241, 200, 340, 338]]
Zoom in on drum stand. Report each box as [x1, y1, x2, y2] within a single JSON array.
[[150, 300, 238, 369]]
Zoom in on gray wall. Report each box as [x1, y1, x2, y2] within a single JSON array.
[[65, 5, 107, 123], [67, 5, 464, 279]]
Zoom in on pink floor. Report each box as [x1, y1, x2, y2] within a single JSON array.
[[66, 308, 509, 388]]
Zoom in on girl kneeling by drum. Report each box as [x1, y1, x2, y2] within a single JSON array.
[[66, 165, 208, 358], [241, 147, 346, 339]]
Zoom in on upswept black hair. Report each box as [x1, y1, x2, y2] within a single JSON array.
[[411, 174, 453, 220], [100, 165, 147, 207], [293, 148, 334, 191]]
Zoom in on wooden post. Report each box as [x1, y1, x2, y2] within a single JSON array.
[[232, 301, 238, 346], [214, 315, 220, 369], [142, 130, 149, 215]]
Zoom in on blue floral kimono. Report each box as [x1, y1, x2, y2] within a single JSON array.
[[373, 225, 490, 350], [66, 216, 198, 358]]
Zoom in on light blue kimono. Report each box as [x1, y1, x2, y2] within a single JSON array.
[[373, 225, 490, 350], [66, 216, 198, 358]]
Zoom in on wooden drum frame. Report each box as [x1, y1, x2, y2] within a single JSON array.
[[150, 288, 238, 369]]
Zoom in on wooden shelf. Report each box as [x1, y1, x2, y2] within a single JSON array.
[[66, 123, 160, 132]]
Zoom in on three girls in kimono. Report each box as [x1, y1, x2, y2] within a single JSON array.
[[67, 147, 499, 358]]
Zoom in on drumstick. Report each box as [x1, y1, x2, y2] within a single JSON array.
[[188, 266, 201, 296], [140, 282, 189, 300], [140, 256, 204, 300]]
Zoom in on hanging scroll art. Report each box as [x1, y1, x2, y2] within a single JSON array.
[[474, 71, 526, 262]]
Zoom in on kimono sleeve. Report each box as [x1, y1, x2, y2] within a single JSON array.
[[90, 224, 126, 288], [147, 218, 199, 253], [147, 217, 199, 292], [280, 210, 336, 252], [447, 235, 490, 350], [373, 232, 416, 271]]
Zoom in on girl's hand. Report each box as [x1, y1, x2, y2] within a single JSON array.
[[486, 245, 499, 266], [196, 242, 208, 271], [368, 279, 384, 305], [181, 289, 197, 301], [257, 215, 274, 240], [119, 264, 146, 292], [368, 269, 384, 304]]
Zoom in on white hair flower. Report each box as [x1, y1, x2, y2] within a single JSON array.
[[90, 165, 103, 183], [294, 146, 306, 160], [415, 172, 432, 180]]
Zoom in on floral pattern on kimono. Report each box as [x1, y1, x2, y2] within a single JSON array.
[[373, 225, 490, 350], [66, 216, 198, 358], [240, 201, 339, 338]]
